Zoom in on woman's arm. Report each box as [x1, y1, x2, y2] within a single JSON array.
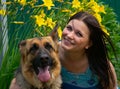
[[109, 61, 117, 89]]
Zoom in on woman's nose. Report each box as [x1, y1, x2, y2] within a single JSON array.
[[67, 31, 74, 39]]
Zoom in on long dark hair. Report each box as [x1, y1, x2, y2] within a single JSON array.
[[69, 11, 116, 89]]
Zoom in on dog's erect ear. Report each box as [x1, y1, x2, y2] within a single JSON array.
[[18, 40, 26, 55], [18, 40, 26, 48], [49, 24, 59, 41]]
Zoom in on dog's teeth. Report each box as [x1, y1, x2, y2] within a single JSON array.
[[52, 73, 54, 79], [38, 67, 40, 70], [38, 67, 40, 73], [38, 67, 42, 73]]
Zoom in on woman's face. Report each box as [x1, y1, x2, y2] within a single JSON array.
[[61, 19, 91, 52]]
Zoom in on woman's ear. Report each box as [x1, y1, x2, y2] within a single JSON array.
[[85, 41, 92, 49], [85, 46, 89, 49]]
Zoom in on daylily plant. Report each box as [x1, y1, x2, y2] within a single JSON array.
[[0, 0, 120, 89]]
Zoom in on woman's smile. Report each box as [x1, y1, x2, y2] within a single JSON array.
[[63, 37, 75, 46]]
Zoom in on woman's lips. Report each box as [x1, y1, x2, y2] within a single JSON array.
[[63, 37, 74, 46]]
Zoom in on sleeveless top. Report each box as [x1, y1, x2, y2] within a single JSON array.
[[61, 66, 102, 89]]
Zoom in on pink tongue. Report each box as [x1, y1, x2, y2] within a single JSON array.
[[37, 66, 50, 82]]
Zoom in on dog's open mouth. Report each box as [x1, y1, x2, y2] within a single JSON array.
[[32, 53, 53, 82], [37, 66, 50, 82]]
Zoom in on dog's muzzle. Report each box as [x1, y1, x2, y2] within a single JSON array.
[[32, 49, 53, 82]]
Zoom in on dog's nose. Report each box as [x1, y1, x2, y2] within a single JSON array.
[[39, 53, 52, 68], [40, 54, 49, 60]]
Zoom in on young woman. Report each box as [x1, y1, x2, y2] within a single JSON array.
[[59, 11, 117, 89], [9, 11, 117, 89]]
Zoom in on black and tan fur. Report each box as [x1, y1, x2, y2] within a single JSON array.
[[10, 25, 62, 89]]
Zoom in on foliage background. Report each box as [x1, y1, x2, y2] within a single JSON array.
[[0, 0, 120, 88]]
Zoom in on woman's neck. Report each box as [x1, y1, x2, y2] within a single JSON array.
[[59, 46, 89, 73]]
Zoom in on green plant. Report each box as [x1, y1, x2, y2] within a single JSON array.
[[0, 0, 120, 88]]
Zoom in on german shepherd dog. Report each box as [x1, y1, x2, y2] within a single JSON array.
[[10, 25, 62, 89]]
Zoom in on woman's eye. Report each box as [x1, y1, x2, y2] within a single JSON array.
[[66, 26, 72, 31], [76, 32, 82, 37]]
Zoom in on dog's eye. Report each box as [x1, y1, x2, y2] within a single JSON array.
[[44, 42, 54, 51], [29, 43, 39, 53]]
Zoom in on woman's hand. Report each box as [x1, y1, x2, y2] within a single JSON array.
[[9, 78, 21, 89]]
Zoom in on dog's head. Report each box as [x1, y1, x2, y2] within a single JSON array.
[[18, 25, 61, 86]]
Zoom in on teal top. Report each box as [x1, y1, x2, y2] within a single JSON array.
[[61, 66, 101, 89]]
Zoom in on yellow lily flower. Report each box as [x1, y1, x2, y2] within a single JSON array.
[[45, 17, 55, 29], [0, 9, 6, 16], [94, 13, 102, 23], [34, 15, 45, 27], [99, 5, 106, 14], [72, 0, 81, 9], [42, 0, 54, 10], [58, 26, 62, 39], [18, 0, 26, 6]]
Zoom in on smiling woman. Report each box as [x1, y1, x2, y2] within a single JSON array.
[[59, 11, 118, 89]]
